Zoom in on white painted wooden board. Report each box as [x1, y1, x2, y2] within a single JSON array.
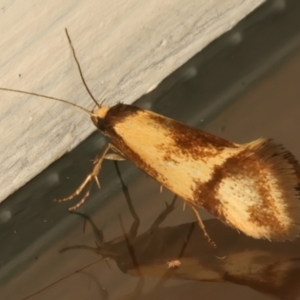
[[0, 0, 265, 203]]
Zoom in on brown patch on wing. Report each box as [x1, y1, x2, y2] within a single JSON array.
[[150, 114, 234, 152], [106, 103, 140, 122], [191, 151, 258, 225], [193, 139, 300, 241], [148, 113, 236, 163], [101, 104, 237, 164]]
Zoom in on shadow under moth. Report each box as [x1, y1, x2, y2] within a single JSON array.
[[1, 29, 300, 245]]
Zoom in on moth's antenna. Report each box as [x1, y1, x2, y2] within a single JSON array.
[[65, 28, 101, 108], [0, 87, 92, 114]]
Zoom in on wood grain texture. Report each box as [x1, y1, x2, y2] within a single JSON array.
[[0, 0, 265, 203]]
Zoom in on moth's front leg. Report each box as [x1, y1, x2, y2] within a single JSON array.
[[55, 143, 125, 210]]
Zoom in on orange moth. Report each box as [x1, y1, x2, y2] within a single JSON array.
[[1, 29, 300, 244]]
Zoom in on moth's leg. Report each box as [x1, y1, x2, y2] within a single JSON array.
[[60, 244, 100, 254], [70, 211, 104, 246], [60, 211, 116, 257], [105, 152, 126, 161], [114, 161, 140, 239], [55, 143, 117, 210], [149, 195, 177, 231], [190, 205, 216, 247]]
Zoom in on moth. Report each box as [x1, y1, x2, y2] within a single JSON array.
[[1, 29, 300, 245]]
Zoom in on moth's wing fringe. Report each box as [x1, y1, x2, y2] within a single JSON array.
[[249, 138, 300, 241]]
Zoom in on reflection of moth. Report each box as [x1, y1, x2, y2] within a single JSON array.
[[1, 29, 300, 244]]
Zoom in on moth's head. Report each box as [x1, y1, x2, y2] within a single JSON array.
[[91, 106, 110, 132]]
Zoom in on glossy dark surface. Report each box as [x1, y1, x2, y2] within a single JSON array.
[[1, 1, 300, 299]]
